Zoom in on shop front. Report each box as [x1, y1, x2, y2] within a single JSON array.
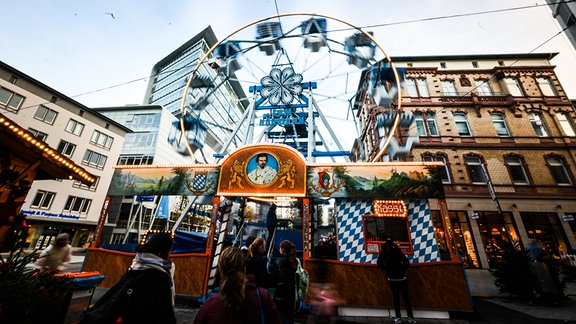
[[434, 197, 576, 269]]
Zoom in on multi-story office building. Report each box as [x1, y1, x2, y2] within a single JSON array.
[[94, 104, 193, 243], [143, 26, 248, 163], [547, 0, 576, 50], [0, 61, 130, 249], [94, 26, 251, 244], [352, 53, 576, 269]]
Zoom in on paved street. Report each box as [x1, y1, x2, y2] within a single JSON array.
[[84, 260, 576, 324]]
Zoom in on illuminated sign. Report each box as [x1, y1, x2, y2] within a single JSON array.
[[259, 108, 306, 127], [373, 200, 407, 217]]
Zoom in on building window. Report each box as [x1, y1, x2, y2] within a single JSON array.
[[440, 62, 446, 69], [536, 77, 557, 96], [126, 113, 161, 129], [0, 87, 25, 112], [90, 130, 114, 150], [423, 154, 451, 183], [529, 112, 549, 137], [65, 119, 85, 136], [117, 155, 154, 165], [441, 80, 457, 96], [30, 190, 56, 209], [57, 140, 76, 158], [557, 112, 576, 136], [472, 61, 479, 68], [491, 112, 510, 136], [546, 156, 572, 185], [34, 105, 57, 124], [414, 112, 439, 136], [505, 156, 529, 184], [454, 113, 472, 136], [63, 196, 92, 214], [504, 77, 523, 96], [28, 128, 48, 141], [82, 150, 107, 169], [475, 79, 493, 96], [73, 177, 99, 191], [405, 78, 430, 97], [124, 132, 157, 149], [465, 156, 487, 184]]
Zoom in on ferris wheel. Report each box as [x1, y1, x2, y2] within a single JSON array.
[[176, 13, 407, 164]]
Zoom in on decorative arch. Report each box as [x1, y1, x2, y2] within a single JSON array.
[[217, 143, 307, 197]]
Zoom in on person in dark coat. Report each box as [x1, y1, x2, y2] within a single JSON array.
[[266, 203, 278, 253], [270, 240, 297, 324], [123, 232, 177, 324], [194, 246, 281, 324], [245, 237, 271, 288], [377, 237, 415, 324]]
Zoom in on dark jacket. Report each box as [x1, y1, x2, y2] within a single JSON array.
[[270, 253, 296, 312], [266, 207, 277, 229], [246, 252, 271, 288], [377, 242, 410, 280], [121, 269, 176, 324], [193, 277, 281, 324]]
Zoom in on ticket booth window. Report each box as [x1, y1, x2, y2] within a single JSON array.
[[363, 200, 413, 254]]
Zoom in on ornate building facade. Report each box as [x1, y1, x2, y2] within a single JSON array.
[[353, 53, 576, 269]]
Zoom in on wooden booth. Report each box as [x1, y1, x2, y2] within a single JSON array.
[[84, 143, 473, 314]]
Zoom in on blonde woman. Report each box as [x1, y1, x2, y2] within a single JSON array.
[[194, 246, 281, 324]]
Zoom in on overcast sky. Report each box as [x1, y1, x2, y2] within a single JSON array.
[[2, 0, 575, 109]]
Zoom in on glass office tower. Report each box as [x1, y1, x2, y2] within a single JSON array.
[[143, 26, 248, 163]]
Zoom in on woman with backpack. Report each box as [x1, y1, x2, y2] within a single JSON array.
[[194, 246, 281, 324], [82, 232, 177, 324], [270, 240, 297, 324]]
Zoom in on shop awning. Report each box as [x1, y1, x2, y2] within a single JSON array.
[[0, 112, 96, 186]]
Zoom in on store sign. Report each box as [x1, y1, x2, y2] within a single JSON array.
[[562, 214, 574, 221], [373, 200, 407, 217], [136, 195, 155, 202], [259, 108, 306, 127]]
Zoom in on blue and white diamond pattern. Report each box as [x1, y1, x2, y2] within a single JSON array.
[[336, 199, 440, 264], [192, 174, 207, 190], [336, 199, 376, 264], [408, 199, 439, 263]]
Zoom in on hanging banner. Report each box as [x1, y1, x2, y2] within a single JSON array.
[[155, 196, 170, 219], [307, 162, 445, 198], [108, 166, 219, 196]]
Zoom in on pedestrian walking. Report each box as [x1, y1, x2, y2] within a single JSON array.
[[82, 232, 176, 324], [270, 240, 297, 324], [241, 235, 256, 258], [266, 203, 278, 253], [377, 237, 415, 324], [194, 246, 281, 324], [122, 232, 177, 323], [245, 237, 272, 287], [35, 232, 73, 273]]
